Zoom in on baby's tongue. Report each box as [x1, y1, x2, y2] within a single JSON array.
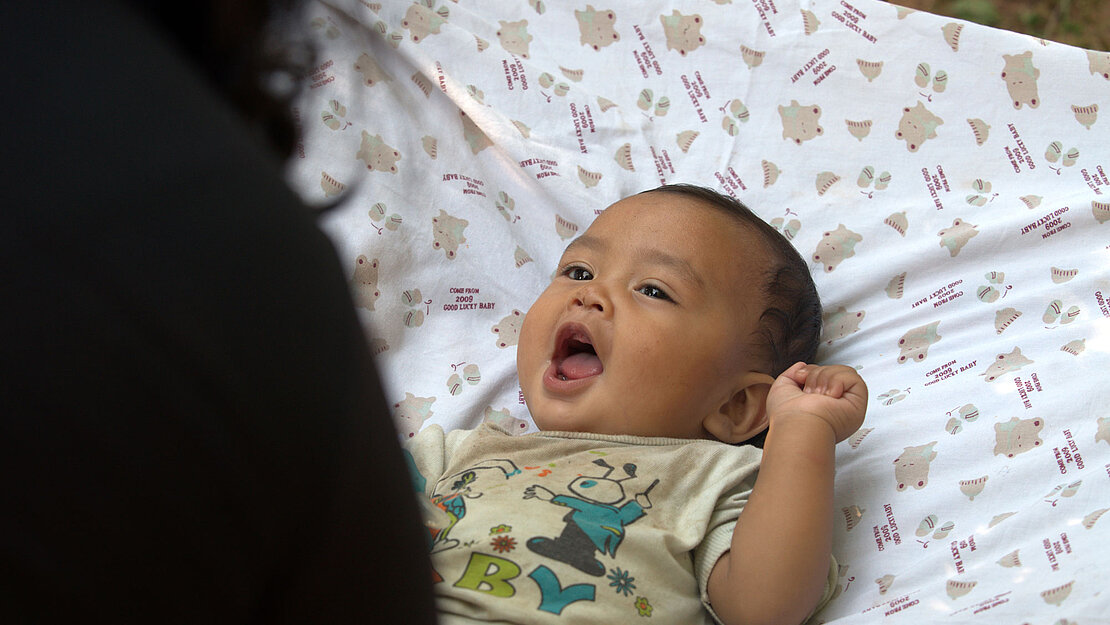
[[558, 352, 603, 379]]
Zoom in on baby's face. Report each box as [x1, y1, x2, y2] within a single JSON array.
[[517, 192, 768, 439]]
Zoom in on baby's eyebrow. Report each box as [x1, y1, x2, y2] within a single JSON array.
[[563, 233, 604, 255], [564, 234, 705, 289], [641, 248, 705, 289]]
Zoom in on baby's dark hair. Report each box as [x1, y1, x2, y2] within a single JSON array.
[[640, 183, 823, 378]]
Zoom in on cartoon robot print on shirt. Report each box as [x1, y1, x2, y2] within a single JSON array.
[[524, 459, 659, 577], [428, 459, 522, 554]]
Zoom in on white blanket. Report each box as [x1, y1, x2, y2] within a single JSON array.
[[286, 0, 1110, 621]]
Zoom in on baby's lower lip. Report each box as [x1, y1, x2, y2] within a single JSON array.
[[542, 362, 599, 394]]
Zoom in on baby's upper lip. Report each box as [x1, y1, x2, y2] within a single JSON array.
[[552, 321, 600, 362]]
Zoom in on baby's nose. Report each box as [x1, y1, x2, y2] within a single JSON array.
[[571, 284, 608, 313]]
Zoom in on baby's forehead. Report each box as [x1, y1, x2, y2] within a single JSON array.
[[583, 196, 774, 259], [578, 203, 773, 296]]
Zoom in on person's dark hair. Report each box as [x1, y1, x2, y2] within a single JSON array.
[[129, 0, 312, 159], [641, 184, 823, 445], [642, 184, 823, 374]]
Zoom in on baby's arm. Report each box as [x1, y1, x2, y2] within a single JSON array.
[[707, 363, 866, 625]]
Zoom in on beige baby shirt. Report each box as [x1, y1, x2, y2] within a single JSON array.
[[405, 423, 837, 624]]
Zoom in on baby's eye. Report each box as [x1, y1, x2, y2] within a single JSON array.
[[562, 265, 593, 281], [637, 285, 671, 301]]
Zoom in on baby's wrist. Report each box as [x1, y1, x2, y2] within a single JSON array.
[[766, 411, 839, 444]]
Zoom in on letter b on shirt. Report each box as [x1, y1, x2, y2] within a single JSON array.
[[454, 553, 521, 597]]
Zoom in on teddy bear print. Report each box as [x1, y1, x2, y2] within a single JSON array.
[[402, 2, 449, 43], [431, 209, 468, 260], [492, 309, 525, 348], [894, 441, 938, 491], [482, 406, 529, 433], [351, 255, 380, 310], [394, 392, 436, 439], [356, 131, 401, 174], [1096, 415, 1110, 446], [937, 218, 978, 256], [895, 101, 943, 152], [659, 10, 705, 56], [575, 5, 620, 50], [812, 224, 862, 272], [821, 306, 865, 344], [897, 321, 941, 364], [353, 52, 391, 87], [1001, 51, 1040, 109], [778, 100, 824, 145], [993, 416, 1044, 457], [980, 346, 1033, 382], [1088, 50, 1110, 80], [497, 19, 533, 58]]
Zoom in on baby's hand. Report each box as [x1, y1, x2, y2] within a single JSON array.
[[766, 362, 867, 443]]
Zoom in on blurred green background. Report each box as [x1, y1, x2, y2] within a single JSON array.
[[890, 0, 1108, 51]]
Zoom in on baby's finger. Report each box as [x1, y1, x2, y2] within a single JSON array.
[[777, 361, 810, 387], [800, 364, 825, 393], [803, 366, 845, 397], [829, 367, 865, 399]]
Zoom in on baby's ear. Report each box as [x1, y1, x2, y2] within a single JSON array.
[[703, 372, 774, 444]]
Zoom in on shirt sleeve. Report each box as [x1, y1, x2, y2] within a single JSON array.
[[692, 478, 751, 625], [697, 523, 838, 625], [811, 554, 840, 617], [692, 464, 838, 625]]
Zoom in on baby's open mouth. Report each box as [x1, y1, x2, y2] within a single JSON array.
[[553, 324, 603, 381]]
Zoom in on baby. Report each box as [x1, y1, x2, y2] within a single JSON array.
[[405, 184, 867, 625]]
